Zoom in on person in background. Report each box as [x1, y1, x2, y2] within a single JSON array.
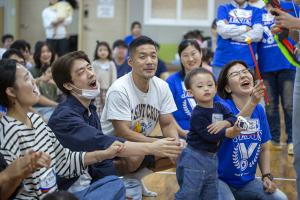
[[217, 60, 287, 200], [257, 2, 298, 154], [155, 43, 169, 80], [124, 21, 142, 46], [30, 41, 56, 78], [36, 64, 59, 104], [212, 0, 263, 78], [270, 6, 300, 197], [166, 39, 203, 138], [0, 34, 14, 58], [201, 48, 214, 72], [92, 41, 117, 116], [10, 39, 34, 69], [112, 39, 131, 78], [248, 0, 265, 8], [42, 0, 74, 56], [30, 41, 58, 121]]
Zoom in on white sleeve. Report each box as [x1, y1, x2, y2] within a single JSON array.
[[42, 9, 54, 29], [105, 91, 132, 121], [217, 20, 248, 39], [63, 15, 72, 26], [231, 24, 263, 42], [160, 84, 177, 115]]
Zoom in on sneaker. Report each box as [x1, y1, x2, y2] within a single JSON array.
[[288, 143, 294, 155], [270, 141, 283, 150]]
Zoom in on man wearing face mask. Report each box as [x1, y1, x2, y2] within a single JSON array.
[[212, 0, 263, 78], [48, 51, 182, 198]]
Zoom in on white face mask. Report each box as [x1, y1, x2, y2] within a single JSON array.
[[71, 83, 100, 100]]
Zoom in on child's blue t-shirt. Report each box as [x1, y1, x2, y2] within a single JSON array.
[[217, 99, 271, 188], [257, 3, 297, 73], [213, 3, 262, 69]]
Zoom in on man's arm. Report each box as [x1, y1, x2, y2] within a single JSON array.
[[217, 20, 250, 39], [231, 24, 264, 42], [112, 120, 157, 143], [159, 114, 179, 140]]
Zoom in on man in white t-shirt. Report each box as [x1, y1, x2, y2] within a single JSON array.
[[101, 36, 180, 198]]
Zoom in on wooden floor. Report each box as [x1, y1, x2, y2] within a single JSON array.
[[142, 145, 296, 200], [143, 106, 297, 200]]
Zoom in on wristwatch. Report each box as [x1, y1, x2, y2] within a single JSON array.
[[262, 173, 274, 181]]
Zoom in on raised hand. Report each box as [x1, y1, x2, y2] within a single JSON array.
[[250, 80, 266, 105]]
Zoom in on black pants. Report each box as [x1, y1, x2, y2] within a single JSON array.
[[47, 38, 69, 56]]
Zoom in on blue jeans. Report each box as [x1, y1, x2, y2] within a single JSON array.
[[175, 146, 218, 200], [74, 175, 126, 200], [262, 70, 295, 144], [293, 68, 300, 198], [218, 179, 287, 200]]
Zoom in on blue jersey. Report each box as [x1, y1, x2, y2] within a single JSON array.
[[217, 99, 271, 187], [166, 72, 196, 130], [257, 3, 297, 73], [213, 3, 262, 68]]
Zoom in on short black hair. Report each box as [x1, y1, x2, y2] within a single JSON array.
[[217, 60, 255, 99], [178, 39, 202, 77], [112, 39, 128, 49], [184, 67, 216, 90], [1, 34, 14, 44], [93, 41, 112, 60], [33, 41, 56, 69], [0, 59, 17, 108], [42, 191, 78, 200], [2, 48, 25, 62], [52, 51, 90, 95], [10, 40, 30, 52], [131, 21, 142, 30], [128, 35, 157, 57]]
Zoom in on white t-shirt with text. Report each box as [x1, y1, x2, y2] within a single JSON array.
[[101, 72, 177, 136]]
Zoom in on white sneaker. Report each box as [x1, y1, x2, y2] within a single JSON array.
[[288, 143, 294, 155]]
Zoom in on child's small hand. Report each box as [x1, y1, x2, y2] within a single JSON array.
[[207, 120, 231, 134], [232, 121, 243, 136]]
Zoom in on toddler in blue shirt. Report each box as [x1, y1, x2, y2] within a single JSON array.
[[175, 68, 245, 200]]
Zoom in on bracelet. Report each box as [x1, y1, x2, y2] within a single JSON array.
[[262, 173, 274, 181]]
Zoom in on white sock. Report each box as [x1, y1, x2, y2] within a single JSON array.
[[125, 168, 157, 197], [140, 179, 157, 197]]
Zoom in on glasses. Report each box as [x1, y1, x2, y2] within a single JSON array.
[[227, 68, 251, 79]]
